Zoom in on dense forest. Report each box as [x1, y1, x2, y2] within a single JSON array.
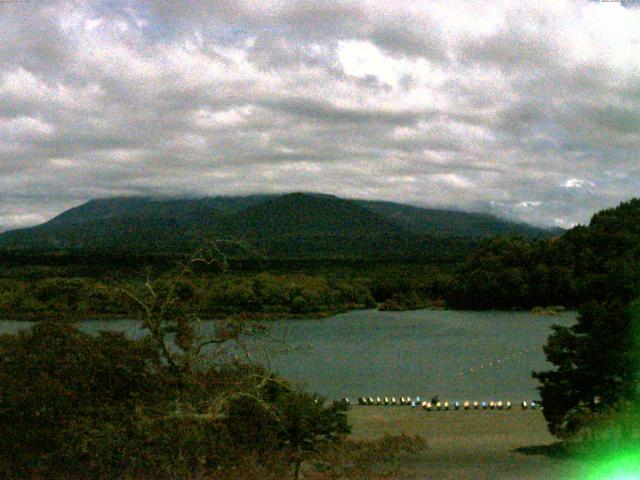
[[0, 262, 450, 321], [0, 192, 575, 320], [447, 198, 640, 310]]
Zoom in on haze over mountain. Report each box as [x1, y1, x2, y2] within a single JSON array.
[[0, 193, 562, 260]]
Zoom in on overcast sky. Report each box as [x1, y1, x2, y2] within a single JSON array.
[[1, 0, 639, 231]]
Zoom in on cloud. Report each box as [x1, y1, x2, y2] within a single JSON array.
[[1, 0, 640, 231], [562, 178, 596, 189]]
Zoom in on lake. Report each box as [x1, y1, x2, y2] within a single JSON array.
[[0, 309, 576, 402]]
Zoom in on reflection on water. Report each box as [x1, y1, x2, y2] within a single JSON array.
[[0, 309, 576, 401]]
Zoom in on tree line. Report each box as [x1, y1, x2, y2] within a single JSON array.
[[0, 273, 376, 321]]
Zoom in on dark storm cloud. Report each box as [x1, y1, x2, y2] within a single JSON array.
[[1, 0, 640, 232]]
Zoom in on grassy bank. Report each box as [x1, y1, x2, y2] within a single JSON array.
[[346, 406, 586, 479]]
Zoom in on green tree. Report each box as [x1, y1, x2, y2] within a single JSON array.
[[533, 299, 640, 438], [533, 199, 640, 439], [239, 376, 351, 480]]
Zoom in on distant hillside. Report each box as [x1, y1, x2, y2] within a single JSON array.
[[45, 195, 271, 227], [356, 200, 562, 238], [0, 193, 561, 260]]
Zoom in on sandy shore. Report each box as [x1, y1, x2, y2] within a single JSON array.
[[348, 406, 588, 479]]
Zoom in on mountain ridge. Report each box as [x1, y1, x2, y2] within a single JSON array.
[[0, 193, 563, 259]]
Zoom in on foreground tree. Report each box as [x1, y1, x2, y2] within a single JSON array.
[[0, 321, 166, 478], [533, 298, 640, 439], [534, 199, 640, 441], [0, 323, 350, 479]]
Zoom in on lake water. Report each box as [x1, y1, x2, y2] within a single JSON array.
[[0, 309, 576, 402]]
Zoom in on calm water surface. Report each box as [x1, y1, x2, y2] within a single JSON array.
[[0, 309, 576, 401]]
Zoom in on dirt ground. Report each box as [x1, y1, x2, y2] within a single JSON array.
[[348, 406, 591, 480]]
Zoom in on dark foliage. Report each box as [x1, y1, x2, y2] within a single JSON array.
[[533, 300, 639, 437], [532, 199, 640, 438], [0, 271, 377, 321], [446, 236, 575, 309], [0, 321, 350, 479], [448, 198, 640, 310], [0, 321, 166, 478]]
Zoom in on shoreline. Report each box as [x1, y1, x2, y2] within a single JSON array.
[[0, 305, 576, 323]]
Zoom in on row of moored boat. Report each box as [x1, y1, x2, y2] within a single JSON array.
[[346, 397, 540, 410]]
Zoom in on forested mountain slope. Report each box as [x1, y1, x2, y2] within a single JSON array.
[[0, 193, 560, 260]]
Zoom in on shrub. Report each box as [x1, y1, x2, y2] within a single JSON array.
[[0, 320, 351, 479], [0, 321, 166, 478]]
